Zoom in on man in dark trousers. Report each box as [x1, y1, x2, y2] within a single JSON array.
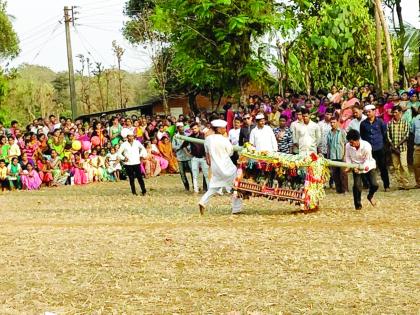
[[345, 129, 379, 210], [117, 130, 147, 196], [360, 104, 390, 191], [238, 113, 255, 146]]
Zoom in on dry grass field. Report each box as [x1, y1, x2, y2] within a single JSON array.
[[0, 175, 419, 314]]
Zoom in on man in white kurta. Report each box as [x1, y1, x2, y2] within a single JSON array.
[[198, 120, 241, 215], [249, 114, 277, 152]]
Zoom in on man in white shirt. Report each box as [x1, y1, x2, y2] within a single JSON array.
[[228, 118, 241, 146], [291, 108, 303, 154], [345, 129, 378, 210], [347, 105, 367, 132], [117, 130, 147, 196], [294, 108, 321, 154], [228, 117, 241, 165], [317, 108, 333, 156], [249, 114, 277, 152], [199, 119, 240, 215]]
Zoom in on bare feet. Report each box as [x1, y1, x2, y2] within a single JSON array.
[[367, 196, 377, 207]]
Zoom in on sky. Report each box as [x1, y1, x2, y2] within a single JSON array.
[[4, 0, 420, 73], [6, 0, 152, 73]]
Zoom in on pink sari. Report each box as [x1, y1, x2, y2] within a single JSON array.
[[340, 97, 359, 130], [21, 170, 42, 190]]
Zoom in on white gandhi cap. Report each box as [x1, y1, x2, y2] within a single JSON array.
[[211, 119, 228, 128], [364, 104, 376, 111]]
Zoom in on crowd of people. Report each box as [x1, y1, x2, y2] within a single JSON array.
[[0, 77, 419, 206]]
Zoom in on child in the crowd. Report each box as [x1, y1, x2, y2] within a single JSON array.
[[21, 163, 42, 190], [7, 157, 22, 190], [73, 154, 88, 185], [89, 149, 101, 182], [106, 146, 121, 181], [82, 151, 94, 182], [0, 159, 8, 191], [98, 148, 110, 181], [61, 156, 73, 185]]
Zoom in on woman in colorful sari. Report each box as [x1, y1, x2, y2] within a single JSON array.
[[49, 129, 66, 158], [158, 135, 179, 174], [143, 141, 161, 178], [339, 90, 359, 130], [19, 152, 34, 171], [110, 117, 122, 147], [150, 137, 168, 171], [73, 154, 88, 185], [49, 149, 68, 186], [37, 133, 49, 156], [21, 163, 42, 190], [35, 152, 53, 186]]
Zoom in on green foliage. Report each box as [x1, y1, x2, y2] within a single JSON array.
[[151, 0, 279, 96], [277, 0, 376, 93], [0, 1, 19, 60]]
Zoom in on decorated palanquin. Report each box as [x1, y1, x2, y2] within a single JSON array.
[[234, 144, 331, 210]]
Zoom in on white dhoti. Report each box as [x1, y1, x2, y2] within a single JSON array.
[[198, 134, 242, 213]]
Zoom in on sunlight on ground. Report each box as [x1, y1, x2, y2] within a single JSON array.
[[0, 175, 419, 314]]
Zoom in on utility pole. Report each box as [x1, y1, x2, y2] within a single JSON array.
[[64, 6, 78, 120]]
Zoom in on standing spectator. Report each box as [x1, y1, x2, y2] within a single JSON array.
[[387, 106, 410, 189], [318, 108, 333, 156], [360, 104, 390, 191], [249, 114, 277, 152], [268, 104, 281, 128], [183, 122, 209, 193], [273, 115, 293, 154], [238, 114, 255, 146], [228, 118, 241, 165], [327, 116, 348, 194], [347, 105, 366, 132], [172, 123, 192, 191], [291, 108, 303, 153], [117, 130, 147, 196], [294, 108, 321, 154], [223, 102, 234, 133]]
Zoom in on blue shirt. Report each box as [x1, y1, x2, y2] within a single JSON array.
[[360, 117, 387, 151], [412, 116, 420, 145]]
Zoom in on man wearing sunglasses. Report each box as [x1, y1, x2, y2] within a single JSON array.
[[238, 114, 255, 146]]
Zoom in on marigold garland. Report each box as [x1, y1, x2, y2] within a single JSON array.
[[237, 144, 331, 209]]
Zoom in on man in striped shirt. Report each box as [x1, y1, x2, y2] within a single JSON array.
[[273, 115, 293, 153], [387, 105, 410, 189]]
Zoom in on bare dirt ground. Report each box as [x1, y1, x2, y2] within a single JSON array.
[[0, 175, 419, 314]]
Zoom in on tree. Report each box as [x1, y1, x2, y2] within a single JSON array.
[[92, 62, 106, 111], [124, 2, 171, 113], [374, 0, 394, 88], [274, 0, 378, 94], [112, 40, 125, 109], [158, 0, 279, 103], [0, 1, 19, 61]]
